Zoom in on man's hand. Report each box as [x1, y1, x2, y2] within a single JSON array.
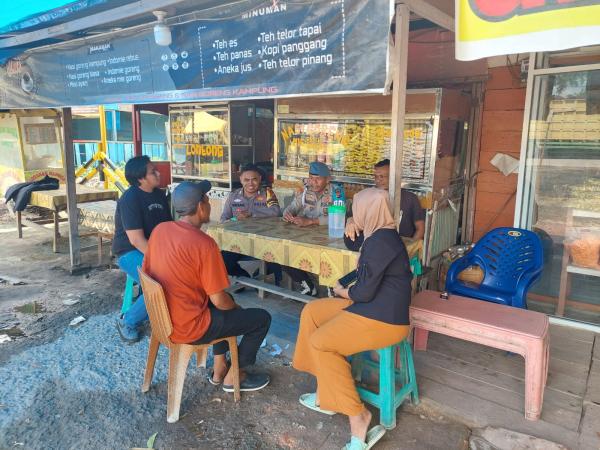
[[209, 291, 237, 310], [344, 217, 359, 241], [291, 216, 317, 227], [235, 211, 251, 220], [283, 211, 295, 222], [332, 282, 349, 299]]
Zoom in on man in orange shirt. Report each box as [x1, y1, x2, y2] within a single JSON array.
[[142, 181, 271, 392]]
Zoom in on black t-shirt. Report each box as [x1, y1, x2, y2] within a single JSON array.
[[397, 189, 426, 238], [112, 186, 172, 256]]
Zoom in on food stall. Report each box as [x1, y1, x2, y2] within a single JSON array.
[[0, 110, 65, 195]]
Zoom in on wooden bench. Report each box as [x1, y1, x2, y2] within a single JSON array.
[[409, 290, 550, 421]]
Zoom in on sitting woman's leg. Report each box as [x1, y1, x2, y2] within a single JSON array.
[[308, 312, 410, 440], [293, 298, 353, 377]]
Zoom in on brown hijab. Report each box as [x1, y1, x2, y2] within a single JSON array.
[[352, 188, 396, 239]]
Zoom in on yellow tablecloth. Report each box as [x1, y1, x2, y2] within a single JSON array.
[[207, 217, 422, 287], [29, 185, 117, 211]]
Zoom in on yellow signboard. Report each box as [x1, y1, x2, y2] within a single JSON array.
[[456, 0, 600, 61]]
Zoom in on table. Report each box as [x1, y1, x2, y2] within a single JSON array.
[[207, 216, 422, 288], [16, 185, 118, 252], [410, 290, 549, 421]]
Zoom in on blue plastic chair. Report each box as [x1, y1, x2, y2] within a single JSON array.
[[445, 227, 543, 309]]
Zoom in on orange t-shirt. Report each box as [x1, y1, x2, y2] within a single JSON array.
[[142, 221, 230, 343]]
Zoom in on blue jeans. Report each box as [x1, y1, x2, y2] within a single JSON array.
[[117, 249, 148, 327]]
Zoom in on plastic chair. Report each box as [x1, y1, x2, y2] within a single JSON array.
[[353, 340, 419, 429], [446, 227, 543, 309], [138, 269, 241, 423], [121, 275, 136, 314]]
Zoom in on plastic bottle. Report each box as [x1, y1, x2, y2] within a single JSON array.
[[328, 204, 346, 238]]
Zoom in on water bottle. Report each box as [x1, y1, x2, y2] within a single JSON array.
[[328, 204, 346, 238]]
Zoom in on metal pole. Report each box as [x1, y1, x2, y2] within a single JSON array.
[[132, 104, 143, 157], [389, 4, 410, 223], [61, 107, 81, 270]]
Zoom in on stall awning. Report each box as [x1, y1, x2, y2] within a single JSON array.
[[0, 0, 395, 109], [455, 0, 600, 61]]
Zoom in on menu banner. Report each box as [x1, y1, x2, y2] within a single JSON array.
[[0, 0, 393, 108]]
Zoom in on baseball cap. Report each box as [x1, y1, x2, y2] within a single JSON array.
[[309, 161, 330, 177], [172, 180, 211, 216]]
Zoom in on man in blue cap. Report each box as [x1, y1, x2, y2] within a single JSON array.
[[283, 161, 334, 227], [282, 161, 340, 295]]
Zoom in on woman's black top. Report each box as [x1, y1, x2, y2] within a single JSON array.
[[343, 229, 412, 325]]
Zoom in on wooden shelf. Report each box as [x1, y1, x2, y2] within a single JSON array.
[[566, 264, 600, 277]]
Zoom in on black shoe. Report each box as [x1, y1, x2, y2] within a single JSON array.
[[222, 372, 270, 392], [115, 316, 141, 344]]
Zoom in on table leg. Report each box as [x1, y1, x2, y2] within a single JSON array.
[[17, 211, 22, 238], [524, 340, 547, 421], [258, 261, 266, 299], [53, 210, 59, 253], [413, 327, 429, 351], [97, 234, 103, 265]]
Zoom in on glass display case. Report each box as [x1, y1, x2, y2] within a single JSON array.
[[169, 101, 273, 189], [275, 89, 470, 200]]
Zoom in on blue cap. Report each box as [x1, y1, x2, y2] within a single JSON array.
[[309, 161, 330, 177]]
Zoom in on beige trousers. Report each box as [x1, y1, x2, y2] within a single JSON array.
[[292, 298, 410, 416]]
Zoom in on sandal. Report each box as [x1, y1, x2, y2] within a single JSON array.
[[207, 371, 222, 386], [299, 393, 336, 416], [342, 425, 386, 450]]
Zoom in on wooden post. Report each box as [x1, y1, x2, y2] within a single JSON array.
[[132, 104, 143, 157], [61, 107, 81, 269], [389, 4, 410, 223]]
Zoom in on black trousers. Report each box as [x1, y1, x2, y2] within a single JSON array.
[[192, 306, 271, 368], [284, 267, 313, 285], [221, 250, 282, 284]]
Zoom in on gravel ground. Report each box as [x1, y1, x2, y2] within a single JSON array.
[[0, 205, 472, 450]]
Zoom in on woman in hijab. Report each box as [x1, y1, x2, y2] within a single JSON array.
[[292, 188, 413, 450]]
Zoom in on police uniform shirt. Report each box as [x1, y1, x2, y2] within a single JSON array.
[[283, 186, 334, 225], [220, 188, 281, 222]]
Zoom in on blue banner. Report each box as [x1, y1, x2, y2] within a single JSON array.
[[0, 0, 392, 108]]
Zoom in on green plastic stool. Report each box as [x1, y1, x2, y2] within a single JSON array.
[[121, 275, 137, 314], [354, 339, 419, 429]]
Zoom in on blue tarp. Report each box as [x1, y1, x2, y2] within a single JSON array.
[[0, 0, 110, 34]]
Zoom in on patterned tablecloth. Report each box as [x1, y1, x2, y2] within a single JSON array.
[[207, 217, 422, 287], [29, 185, 117, 211]]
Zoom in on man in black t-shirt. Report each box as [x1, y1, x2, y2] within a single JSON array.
[[113, 156, 172, 343], [345, 159, 425, 240]]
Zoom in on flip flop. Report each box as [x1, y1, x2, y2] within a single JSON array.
[[341, 425, 386, 450], [207, 371, 222, 386], [299, 393, 336, 416]]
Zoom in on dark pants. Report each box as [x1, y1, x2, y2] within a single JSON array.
[[221, 250, 282, 285], [284, 267, 313, 285], [192, 306, 271, 368]]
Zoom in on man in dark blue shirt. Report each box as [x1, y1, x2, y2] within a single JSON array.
[[113, 156, 172, 343]]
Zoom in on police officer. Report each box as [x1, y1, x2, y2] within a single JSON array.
[[282, 161, 333, 227], [283, 162, 340, 295], [221, 164, 281, 280]]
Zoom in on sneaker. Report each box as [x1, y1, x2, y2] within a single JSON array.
[[300, 280, 317, 296], [222, 372, 270, 392], [115, 316, 141, 344]]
